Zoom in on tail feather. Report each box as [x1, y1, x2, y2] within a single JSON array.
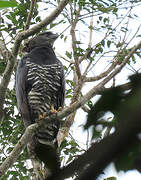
[[34, 118, 60, 176], [34, 143, 60, 176]]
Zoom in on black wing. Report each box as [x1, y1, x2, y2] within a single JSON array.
[[56, 59, 65, 109], [16, 57, 32, 128]]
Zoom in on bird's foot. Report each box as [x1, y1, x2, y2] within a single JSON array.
[[50, 106, 62, 114], [50, 105, 57, 114], [38, 112, 47, 121], [57, 107, 62, 112]]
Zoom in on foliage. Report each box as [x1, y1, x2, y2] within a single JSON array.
[[0, 89, 30, 179], [60, 138, 84, 166], [86, 73, 141, 173], [0, 0, 17, 8]]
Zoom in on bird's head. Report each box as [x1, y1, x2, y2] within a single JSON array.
[[38, 31, 59, 46], [23, 31, 59, 53]]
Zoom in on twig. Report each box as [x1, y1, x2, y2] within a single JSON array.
[[85, 60, 118, 82], [25, 0, 37, 30], [88, 13, 93, 48], [70, 4, 81, 79], [82, 12, 94, 77]]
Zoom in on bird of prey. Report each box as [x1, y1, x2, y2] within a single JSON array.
[[15, 31, 65, 176]]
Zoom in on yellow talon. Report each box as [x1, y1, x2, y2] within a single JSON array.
[[50, 105, 57, 114], [50, 106, 63, 115], [38, 112, 47, 120], [57, 107, 62, 112]]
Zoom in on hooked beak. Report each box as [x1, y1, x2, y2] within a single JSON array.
[[50, 33, 59, 40]]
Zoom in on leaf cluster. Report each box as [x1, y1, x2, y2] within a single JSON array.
[[0, 88, 29, 179], [60, 138, 84, 166], [86, 73, 141, 173]]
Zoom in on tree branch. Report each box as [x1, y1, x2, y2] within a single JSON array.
[[25, 0, 36, 30], [82, 13, 94, 77], [70, 4, 81, 79], [0, 57, 15, 123], [57, 39, 141, 144]]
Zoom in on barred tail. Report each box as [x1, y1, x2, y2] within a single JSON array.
[[34, 118, 60, 176]]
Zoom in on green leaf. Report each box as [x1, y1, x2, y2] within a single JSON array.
[[131, 55, 136, 64], [66, 79, 74, 87], [66, 89, 72, 94], [50, 23, 57, 28], [66, 94, 72, 98], [0, 0, 17, 8], [107, 40, 111, 48], [101, 39, 105, 47], [0, 60, 6, 75], [104, 177, 117, 180], [66, 51, 72, 59]]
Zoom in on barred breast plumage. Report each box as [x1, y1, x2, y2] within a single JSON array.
[[26, 61, 61, 114], [26, 60, 62, 146]]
